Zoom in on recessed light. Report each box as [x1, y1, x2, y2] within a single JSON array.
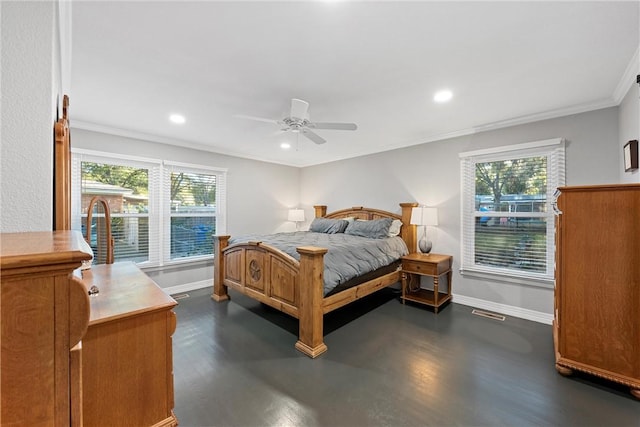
[[280, 142, 291, 149], [433, 90, 453, 103], [169, 114, 186, 124]]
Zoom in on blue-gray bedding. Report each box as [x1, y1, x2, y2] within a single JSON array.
[[228, 231, 409, 295]]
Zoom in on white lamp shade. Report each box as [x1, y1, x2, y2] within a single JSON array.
[[410, 207, 438, 226], [288, 208, 305, 222]]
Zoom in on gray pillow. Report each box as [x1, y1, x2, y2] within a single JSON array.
[[344, 217, 393, 239], [309, 217, 349, 234]]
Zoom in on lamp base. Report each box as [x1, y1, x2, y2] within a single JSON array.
[[418, 238, 432, 254]]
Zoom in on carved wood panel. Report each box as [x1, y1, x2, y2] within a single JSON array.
[[245, 250, 268, 293], [223, 248, 244, 286], [270, 256, 297, 305]]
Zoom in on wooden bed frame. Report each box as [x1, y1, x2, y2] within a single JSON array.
[[211, 202, 418, 357]]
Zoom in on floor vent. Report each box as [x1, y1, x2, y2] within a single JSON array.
[[472, 309, 506, 321], [172, 293, 190, 300]]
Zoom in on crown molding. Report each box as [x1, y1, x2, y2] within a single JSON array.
[[72, 92, 622, 169], [613, 45, 640, 104], [71, 120, 299, 167], [303, 98, 618, 168], [470, 98, 619, 134]]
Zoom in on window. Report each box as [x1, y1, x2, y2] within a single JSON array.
[[163, 161, 226, 261], [460, 138, 565, 285], [72, 149, 226, 267]]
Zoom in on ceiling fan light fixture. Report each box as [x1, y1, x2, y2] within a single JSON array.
[[433, 90, 453, 103], [280, 142, 291, 149], [236, 98, 356, 145]]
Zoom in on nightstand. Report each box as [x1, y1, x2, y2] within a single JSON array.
[[401, 253, 453, 313]]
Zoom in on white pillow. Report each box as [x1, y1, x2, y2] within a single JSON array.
[[388, 219, 402, 237], [79, 237, 94, 270]]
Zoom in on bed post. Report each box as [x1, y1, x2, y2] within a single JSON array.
[[400, 202, 419, 254], [295, 245, 329, 358], [212, 235, 231, 302], [314, 205, 327, 218]]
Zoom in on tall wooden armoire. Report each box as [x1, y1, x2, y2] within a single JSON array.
[[554, 184, 640, 399]]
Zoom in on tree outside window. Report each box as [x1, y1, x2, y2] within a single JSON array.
[[169, 171, 217, 260], [474, 156, 548, 273]]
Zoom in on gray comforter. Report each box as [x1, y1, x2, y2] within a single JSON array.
[[229, 231, 409, 295]]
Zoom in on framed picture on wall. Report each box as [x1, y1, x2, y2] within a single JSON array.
[[624, 140, 638, 172]]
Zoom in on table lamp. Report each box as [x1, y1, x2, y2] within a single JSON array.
[[410, 206, 438, 254], [288, 208, 305, 231]]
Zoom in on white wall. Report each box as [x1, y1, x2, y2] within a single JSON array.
[[1, 1, 61, 232], [300, 107, 620, 320], [618, 57, 640, 183]]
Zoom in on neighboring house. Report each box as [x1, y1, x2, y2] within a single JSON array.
[[80, 180, 147, 214], [80, 180, 148, 257]]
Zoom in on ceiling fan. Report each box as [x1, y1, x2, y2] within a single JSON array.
[[235, 98, 357, 144]]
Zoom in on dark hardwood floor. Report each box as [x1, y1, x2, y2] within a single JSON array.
[[172, 287, 639, 427]]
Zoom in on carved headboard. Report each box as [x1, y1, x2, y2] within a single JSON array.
[[313, 203, 418, 253]]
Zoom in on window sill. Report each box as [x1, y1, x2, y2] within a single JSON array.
[[460, 267, 554, 289], [141, 257, 212, 273]]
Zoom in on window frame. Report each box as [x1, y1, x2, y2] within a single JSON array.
[[163, 160, 227, 264], [459, 138, 565, 288], [72, 148, 227, 268]]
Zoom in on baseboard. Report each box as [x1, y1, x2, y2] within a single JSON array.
[[162, 280, 211, 296], [452, 294, 553, 325], [159, 282, 553, 324]]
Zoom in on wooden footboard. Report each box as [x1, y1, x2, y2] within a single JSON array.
[[212, 202, 418, 358], [212, 237, 329, 357]]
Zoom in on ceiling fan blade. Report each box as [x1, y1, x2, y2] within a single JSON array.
[[234, 114, 280, 125], [302, 128, 326, 145], [309, 122, 358, 131], [290, 99, 309, 120]]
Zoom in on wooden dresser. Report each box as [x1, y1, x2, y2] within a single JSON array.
[[1, 232, 178, 426], [79, 262, 178, 427], [1, 231, 92, 426], [554, 184, 640, 399]]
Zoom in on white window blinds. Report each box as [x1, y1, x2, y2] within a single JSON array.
[[460, 138, 565, 284], [71, 150, 161, 265], [72, 149, 226, 267], [162, 161, 227, 262]]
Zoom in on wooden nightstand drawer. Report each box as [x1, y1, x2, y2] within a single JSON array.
[[401, 254, 451, 275], [403, 259, 439, 275]]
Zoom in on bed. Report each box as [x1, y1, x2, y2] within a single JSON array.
[[211, 203, 418, 357]]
